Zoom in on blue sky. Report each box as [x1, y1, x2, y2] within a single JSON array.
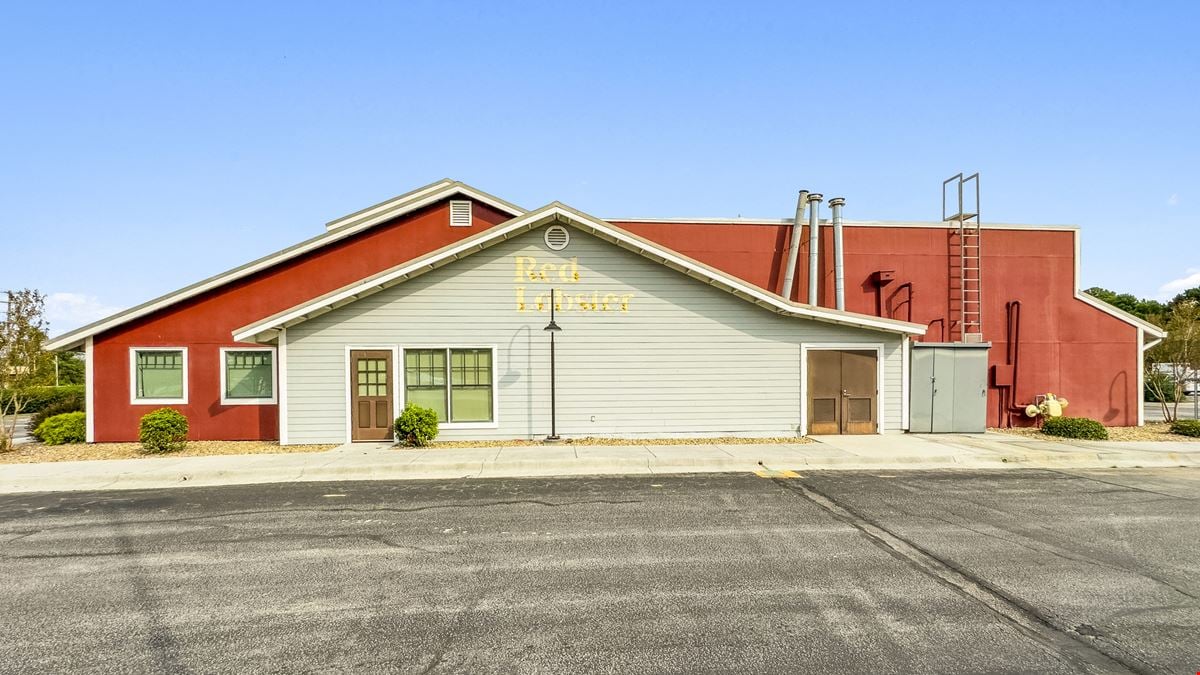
[[2, 1, 1197, 335]]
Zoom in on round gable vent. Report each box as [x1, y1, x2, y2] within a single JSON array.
[[544, 225, 570, 251]]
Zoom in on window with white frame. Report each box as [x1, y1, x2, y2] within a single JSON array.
[[404, 348, 493, 423], [221, 348, 276, 404], [131, 348, 187, 403]]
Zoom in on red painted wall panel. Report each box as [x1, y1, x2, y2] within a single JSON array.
[[615, 221, 1141, 428], [93, 200, 513, 441]]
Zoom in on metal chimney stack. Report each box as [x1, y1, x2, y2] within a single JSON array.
[[781, 190, 808, 300], [806, 193, 824, 306], [829, 197, 846, 310]]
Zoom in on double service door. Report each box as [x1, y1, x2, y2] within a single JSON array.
[[807, 349, 878, 435]]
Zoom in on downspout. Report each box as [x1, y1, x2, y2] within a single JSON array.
[[781, 190, 808, 300], [829, 197, 846, 310], [806, 193, 824, 305]]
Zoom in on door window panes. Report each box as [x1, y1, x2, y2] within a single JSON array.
[[357, 358, 390, 397]]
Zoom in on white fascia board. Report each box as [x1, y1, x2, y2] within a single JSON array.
[[234, 204, 928, 342], [325, 182, 525, 233], [325, 179, 456, 230], [44, 181, 526, 352], [607, 217, 1080, 232]]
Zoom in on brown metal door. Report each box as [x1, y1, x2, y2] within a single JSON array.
[[807, 350, 842, 434], [840, 350, 878, 434], [350, 350, 394, 442], [807, 349, 878, 435]]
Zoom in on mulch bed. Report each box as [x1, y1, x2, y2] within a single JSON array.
[[0, 441, 338, 464], [990, 422, 1200, 442]]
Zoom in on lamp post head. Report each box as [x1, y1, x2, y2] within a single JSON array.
[[544, 319, 562, 332]]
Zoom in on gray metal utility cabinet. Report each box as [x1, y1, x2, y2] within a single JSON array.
[[909, 343, 990, 433]]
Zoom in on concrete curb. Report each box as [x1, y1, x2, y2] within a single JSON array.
[[1, 447, 1197, 494]]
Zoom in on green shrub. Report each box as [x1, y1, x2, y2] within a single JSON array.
[[1041, 416, 1108, 440], [395, 403, 439, 447], [139, 408, 189, 453], [0, 385, 86, 414], [29, 393, 86, 440], [1170, 419, 1200, 438], [34, 412, 86, 445]]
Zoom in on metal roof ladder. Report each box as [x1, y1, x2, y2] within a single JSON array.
[[943, 173, 984, 343]]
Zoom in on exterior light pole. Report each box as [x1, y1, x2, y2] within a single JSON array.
[[543, 288, 562, 442]]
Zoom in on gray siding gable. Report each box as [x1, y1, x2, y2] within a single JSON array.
[[285, 225, 903, 443]]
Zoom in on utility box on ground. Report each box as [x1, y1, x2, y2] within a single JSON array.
[[910, 343, 990, 433]]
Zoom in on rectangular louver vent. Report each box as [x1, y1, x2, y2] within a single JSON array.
[[449, 200, 472, 227]]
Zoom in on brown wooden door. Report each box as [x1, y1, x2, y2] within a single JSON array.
[[350, 350, 394, 442], [806, 349, 878, 435]]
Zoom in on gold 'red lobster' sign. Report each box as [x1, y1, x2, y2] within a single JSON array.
[[513, 256, 634, 313]]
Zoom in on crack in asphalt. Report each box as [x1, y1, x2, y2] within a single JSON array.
[[916, 508, 1200, 603], [771, 477, 1165, 675], [1042, 470, 1193, 501]]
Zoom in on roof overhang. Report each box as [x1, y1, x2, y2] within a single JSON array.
[[233, 203, 928, 343], [44, 179, 525, 351]]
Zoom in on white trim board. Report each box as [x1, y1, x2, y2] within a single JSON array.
[[278, 329, 289, 445], [44, 179, 526, 351], [343, 345, 401, 444], [234, 203, 928, 343], [84, 337, 95, 443], [799, 343, 887, 436]]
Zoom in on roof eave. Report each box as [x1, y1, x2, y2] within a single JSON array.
[[234, 204, 929, 342]]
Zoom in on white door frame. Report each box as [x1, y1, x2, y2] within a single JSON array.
[[799, 343, 886, 436], [344, 344, 401, 444]]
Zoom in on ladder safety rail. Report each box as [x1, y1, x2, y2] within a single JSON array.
[[943, 173, 983, 343]]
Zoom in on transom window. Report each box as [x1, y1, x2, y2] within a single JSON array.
[[131, 348, 187, 403], [405, 348, 493, 423], [223, 349, 276, 403]]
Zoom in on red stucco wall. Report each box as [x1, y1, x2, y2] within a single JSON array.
[[615, 221, 1141, 427], [92, 199, 514, 441]]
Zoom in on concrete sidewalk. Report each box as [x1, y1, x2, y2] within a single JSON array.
[[1, 432, 1198, 494]]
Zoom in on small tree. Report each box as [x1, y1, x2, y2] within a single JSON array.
[[0, 290, 51, 451], [1145, 300, 1200, 423]]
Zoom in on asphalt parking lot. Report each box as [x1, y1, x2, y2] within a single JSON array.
[[1, 469, 1197, 674]]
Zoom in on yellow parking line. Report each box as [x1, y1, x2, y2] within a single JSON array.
[[754, 469, 801, 479]]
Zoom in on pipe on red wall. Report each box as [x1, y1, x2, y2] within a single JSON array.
[[1000, 300, 1023, 427]]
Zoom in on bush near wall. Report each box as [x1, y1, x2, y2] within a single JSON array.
[[1041, 416, 1109, 440], [395, 403, 439, 447], [29, 395, 87, 439], [34, 412, 87, 445], [1170, 420, 1200, 438], [0, 386, 86, 414], [139, 408, 189, 453]]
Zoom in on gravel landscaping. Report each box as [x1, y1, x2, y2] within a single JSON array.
[[990, 422, 1200, 442], [0, 441, 338, 464]]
